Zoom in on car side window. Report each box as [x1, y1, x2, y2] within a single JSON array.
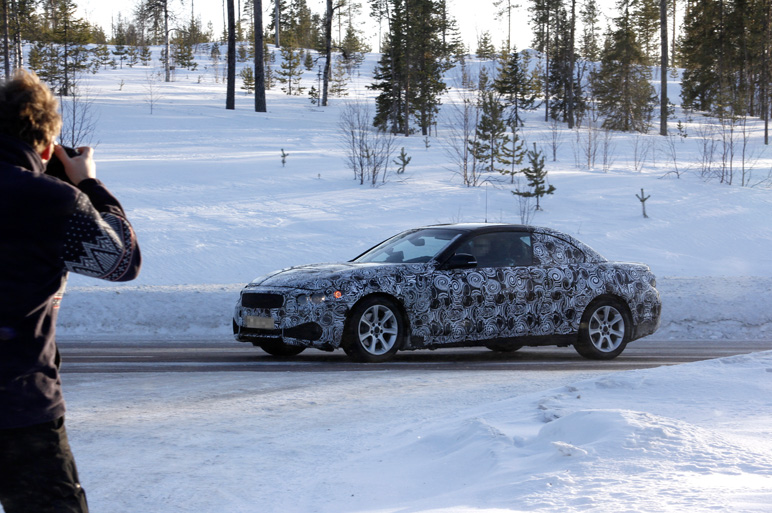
[[455, 232, 533, 268], [532, 233, 586, 265]]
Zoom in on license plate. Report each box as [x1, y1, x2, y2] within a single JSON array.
[[244, 316, 275, 330]]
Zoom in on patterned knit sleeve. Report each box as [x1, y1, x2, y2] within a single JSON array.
[[62, 188, 141, 282]]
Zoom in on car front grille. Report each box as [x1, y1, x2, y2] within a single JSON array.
[[241, 292, 284, 309]]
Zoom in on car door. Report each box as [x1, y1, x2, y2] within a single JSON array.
[[426, 231, 537, 345], [529, 231, 589, 335]]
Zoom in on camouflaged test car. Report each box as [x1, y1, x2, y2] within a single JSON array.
[[233, 224, 661, 362]]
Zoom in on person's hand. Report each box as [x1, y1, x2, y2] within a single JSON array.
[[54, 145, 96, 186]]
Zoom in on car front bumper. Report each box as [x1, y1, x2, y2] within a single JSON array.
[[233, 287, 349, 348]]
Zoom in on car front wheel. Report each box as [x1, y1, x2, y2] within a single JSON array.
[[343, 297, 404, 363], [575, 300, 630, 360]]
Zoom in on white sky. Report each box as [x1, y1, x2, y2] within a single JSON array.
[[77, 0, 550, 51]]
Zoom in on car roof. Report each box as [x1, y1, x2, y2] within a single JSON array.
[[416, 223, 534, 233], [415, 224, 606, 262]]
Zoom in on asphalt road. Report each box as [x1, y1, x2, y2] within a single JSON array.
[[57, 338, 772, 373]]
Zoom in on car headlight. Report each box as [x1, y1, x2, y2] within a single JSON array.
[[299, 291, 343, 304]]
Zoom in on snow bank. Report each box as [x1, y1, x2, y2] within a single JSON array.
[[67, 350, 772, 512], [56, 276, 772, 341], [304, 351, 772, 512]]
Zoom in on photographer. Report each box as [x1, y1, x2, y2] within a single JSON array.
[[0, 70, 141, 513]]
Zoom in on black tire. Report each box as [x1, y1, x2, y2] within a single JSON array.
[[259, 340, 306, 357], [575, 299, 630, 360], [484, 339, 524, 353], [343, 297, 404, 363]]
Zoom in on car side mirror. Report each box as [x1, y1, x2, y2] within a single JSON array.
[[443, 253, 477, 270]]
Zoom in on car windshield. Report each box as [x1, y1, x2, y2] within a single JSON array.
[[353, 228, 464, 264]]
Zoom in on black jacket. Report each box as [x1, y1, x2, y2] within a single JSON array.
[[0, 135, 141, 429]]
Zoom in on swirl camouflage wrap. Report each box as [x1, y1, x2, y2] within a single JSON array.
[[233, 224, 661, 359]]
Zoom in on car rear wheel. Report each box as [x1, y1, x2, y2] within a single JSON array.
[[575, 300, 630, 360], [343, 297, 404, 363], [259, 340, 306, 357]]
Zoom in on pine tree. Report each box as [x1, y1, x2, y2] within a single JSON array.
[[591, 0, 654, 133], [370, 0, 447, 136], [309, 85, 319, 104], [113, 45, 128, 68], [475, 31, 497, 60], [500, 125, 526, 183], [494, 47, 536, 127], [210, 43, 222, 82], [513, 143, 555, 210], [286, 0, 322, 51], [240, 65, 256, 94], [435, 0, 464, 64], [547, 5, 584, 124], [680, 0, 721, 111], [90, 44, 115, 71], [631, 0, 660, 62], [127, 46, 140, 67], [329, 54, 349, 97], [277, 41, 304, 95], [370, 35, 406, 132], [579, 0, 602, 60], [138, 0, 173, 81], [29, 42, 62, 87], [679, 0, 755, 115], [411, 0, 447, 135], [237, 44, 249, 62], [468, 86, 511, 176], [171, 30, 197, 70], [263, 39, 276, 89], [340, 22, 367, 74], [29, 0, 93, 95], [139, 46, 153, 66]]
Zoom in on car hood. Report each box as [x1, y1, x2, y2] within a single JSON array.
[[247, 262, 428, 291]]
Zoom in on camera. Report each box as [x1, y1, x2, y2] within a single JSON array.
[[45, 145, 80, 185]]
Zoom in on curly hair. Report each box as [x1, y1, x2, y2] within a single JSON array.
[[0, 70, 61, 153]]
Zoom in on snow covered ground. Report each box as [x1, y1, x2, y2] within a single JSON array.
[[32, 45, 772, 512], [64, 351, 772, 513]]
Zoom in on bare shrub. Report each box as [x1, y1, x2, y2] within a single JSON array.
[[59, 85, 99, 148], [601, 128, 616, 173], [444, 66, 483, 186], [339, 101, 396, 186]]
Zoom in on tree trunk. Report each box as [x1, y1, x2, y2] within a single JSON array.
[[671, 0, 677, 67], [544, 20, 550, 122], [3, 0, 10, 78], [660, 0, 668, 136], [164, 0, 171, 82], [274, 0, 280, 47], [765, 0, 770, 144], [10, 0, 19, 69], [567, 0, 576, 129], [322, 0, 332, 107], [226, 0, 236, 110], [404, 1, 411, 137], [254, 0, 266, 112], [63, 14, 70, 96]]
